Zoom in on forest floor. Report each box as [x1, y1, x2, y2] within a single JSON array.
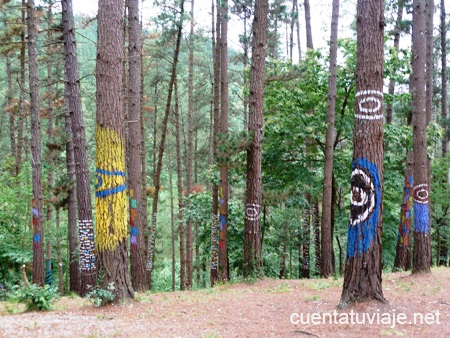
[[0, 267, 449, 338]]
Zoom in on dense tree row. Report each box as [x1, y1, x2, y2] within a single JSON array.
[[0, 0, 448, 306]]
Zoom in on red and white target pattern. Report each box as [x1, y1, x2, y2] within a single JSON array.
[[413, 184, 429, 204]]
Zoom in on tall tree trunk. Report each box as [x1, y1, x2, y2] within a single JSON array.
[[174, 81, 186, 291], [146, 1, 185, 287], [28, 0, 45, 286], [439, 0, 448, 266], [62, 0, 96, 296], [386, 0, 404, 125], [242, 3, 249, 132], [210, 0, 220, 287], [312, 201, 320, 276], [56, 206, 64, 294], [321, 0, 339, 278], [411, 0, 432, 274], [304, 0, 313, 50], [279, 221, 287, 279], [340, 0, 385, 306], [218, 0, 230, 282], [243, 0, 268, 278], [127, 0, 146, 291], [168, 157, 176, 291], [140, 41, 149, 281], [186, 0, 195, 289], [45, 8, 54, 286], [301, 205, 310, 278], [288, 0, 296, 61], [16, 0, 26, 176], [96, 0, 134, 300], [425, 0, 434, 125], [65, 101, 80, 294], [425, 0, 434, 268], [393, 152, 413, 270], [295, 0, 301, 60]]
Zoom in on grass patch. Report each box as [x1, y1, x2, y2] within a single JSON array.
[[308, 281, 332, 291]]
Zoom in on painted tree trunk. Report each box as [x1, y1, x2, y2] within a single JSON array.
[[340, 0, 385, 307], [45, 11, 54, 287], [411, 0, 431, 274], [243, 0, 268, 278], [62, 0, 96, 296], [96, 0, 133, 300], [127, 0, 146, 291], [393, 152, 413, 271], [28, 0, 44, 286]]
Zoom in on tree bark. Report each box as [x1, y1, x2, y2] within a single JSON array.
[[393, 152, 413, 271], [186, 0, 195, 289], [168, 157, 176, 291], [62, 0, 96, 296], [439, 0, 448, 266], [45, 8, 54, 286], [16, 0, 26, 176], [210, 0, 220, 288], [304, 0, 313, 50], [65, 105, 80, 294], [218, 0, 230, 282], [411, 0, 431, 274], [321, 0, 339, 278], [312, 201, 320, 276], [28, 0, 45, 286], [127, 0, 146, 291], [386, 0, 404, 124], [243, 0, 268, 278], [174, 81, 186, 291], [340, 0, 385, 307], [425, 0, 434, 125], [301, 205, 310, 278], [56, 207, 64, 294], [96, 0, 134, 300]]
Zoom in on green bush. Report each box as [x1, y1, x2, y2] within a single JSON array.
[[86, 282, 116, 307], [14, 284, 59, 311]]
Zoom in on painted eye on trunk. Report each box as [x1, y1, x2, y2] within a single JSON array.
[[350, 167, 376, 226]]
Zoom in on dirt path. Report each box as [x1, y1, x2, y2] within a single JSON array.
[[1, 268, 449, 337]]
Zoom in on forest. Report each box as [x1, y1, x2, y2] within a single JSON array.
[[0, 0, 449, 318]]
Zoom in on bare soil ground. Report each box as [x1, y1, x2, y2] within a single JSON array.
[[0, 267, 449, 338]]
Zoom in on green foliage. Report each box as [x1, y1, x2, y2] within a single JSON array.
[[13, 284, 59, 311], [0, 162, 33, 286], [86, 283, 116, 307]]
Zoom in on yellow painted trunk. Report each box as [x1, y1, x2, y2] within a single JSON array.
[[95, 126, 127, 252]]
